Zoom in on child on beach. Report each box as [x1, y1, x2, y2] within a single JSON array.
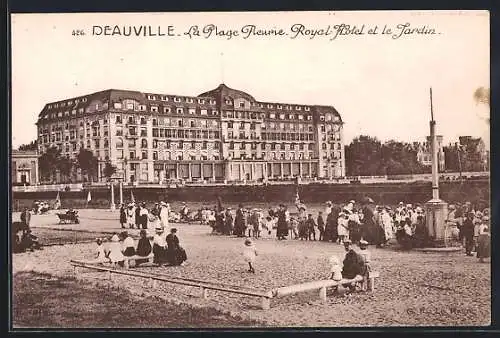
[[317, 211, 325, 241], [289, 217, 299, 239], [329, 255, 342, 281], [242, 239, 258, 273], [94, 238, 107, 263], [358, 239, 371, 291]]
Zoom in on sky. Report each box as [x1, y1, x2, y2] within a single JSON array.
[[11, 11, 490, 149]]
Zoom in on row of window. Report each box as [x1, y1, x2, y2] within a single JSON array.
[[115, 138, 221, 151], [145, 95, 216, 105], [42, 103, 108, 120], [261, 133, 315, 141], [152, 118, 219, 128], [229, 142, 315, 151], [114, 104, 220, 117], [152, 128, 220, 139], [47, 97, 88, 109], [228, 152, 315, 160]]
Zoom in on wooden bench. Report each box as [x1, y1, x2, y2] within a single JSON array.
[[71, 253, 155, 270], [122, 254, 155, 268], [272, 271, 380, 303]]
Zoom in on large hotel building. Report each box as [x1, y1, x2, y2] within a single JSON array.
[[36, 84, 345, 183]]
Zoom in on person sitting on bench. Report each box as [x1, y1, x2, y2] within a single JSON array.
[[153, 226, 167, 266], [95, 238, 106, 260], [135, 229, 152, 266], [341, 239, 367, 292], [121, 231, 136, 257], [108, 234, 125, 267], [166, 228, 187, 266], [329, 255, 342, 281]]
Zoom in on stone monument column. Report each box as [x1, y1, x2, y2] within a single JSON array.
[[424, 88, 449, 247]]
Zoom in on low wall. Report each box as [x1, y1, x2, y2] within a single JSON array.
[[12, 179, 489, 212]]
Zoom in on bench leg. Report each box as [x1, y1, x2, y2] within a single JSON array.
[[261, 297, 270, 310], [200, 287, 208, 299], [368, 277, 375, 292], [108, 270, 112, 280], [124, 259, 130, 269], [319, 287, 327, 302]]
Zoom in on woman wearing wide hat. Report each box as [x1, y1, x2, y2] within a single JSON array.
[[152, 226, 167, 265]]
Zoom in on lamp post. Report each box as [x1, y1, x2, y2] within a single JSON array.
[[110, 181, 116, 210], [424, 88, 449, 247]]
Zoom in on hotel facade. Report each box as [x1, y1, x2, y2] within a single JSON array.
[[36, 84, 345, 183]]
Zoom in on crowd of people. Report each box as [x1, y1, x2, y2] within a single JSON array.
[[190, 197, 490, 261]]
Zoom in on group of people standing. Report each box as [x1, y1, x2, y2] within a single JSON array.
[[447, 202, 491, 262], [119, 201, 171, 230]]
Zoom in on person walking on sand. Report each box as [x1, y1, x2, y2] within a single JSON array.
[[462, 212, 475, 257], [159, 201, 170, 230], [242, 238, 258, 273], [126, 203, 135, 229], [476, 216, 490, 263], [119, 204, 127, 229]]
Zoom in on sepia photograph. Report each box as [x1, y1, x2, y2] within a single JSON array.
[[10, 10, 490, 328]]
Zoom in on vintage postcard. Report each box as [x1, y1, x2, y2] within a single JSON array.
[[10, 11, 490, 329]]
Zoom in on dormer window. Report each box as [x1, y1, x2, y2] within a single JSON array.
[[82, 98, 87, 102], [138, 105, 146, 111], [163, 107, 171, 114], [295, 106, 302, 111], [151, 106, 158, 113], [277, 105, 282, 109], [147, 95, 153, 100], [188, 108, 196, 115], [259, 104, 264, 108], [267, 104, 273, 108], [126, 103, 134, 110], [161, 96, 168, 101], [305, 107, 310, 111], [198, 99, 205, 104], [186, 98, 194, 103], [239, 102, 245, 108], [225, 99, 232, 105], [209, 100, 216, 105], [174, 97, 181, 103]]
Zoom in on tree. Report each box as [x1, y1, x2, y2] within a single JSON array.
[[345, 135, 427, 176], [103, 161, 117, 182], [76, 149, 98, 182], [38, 146, 61, 183], [345, 136, 383, 176], [58, 156, 74, 183], [18, 140, 38, 151]]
